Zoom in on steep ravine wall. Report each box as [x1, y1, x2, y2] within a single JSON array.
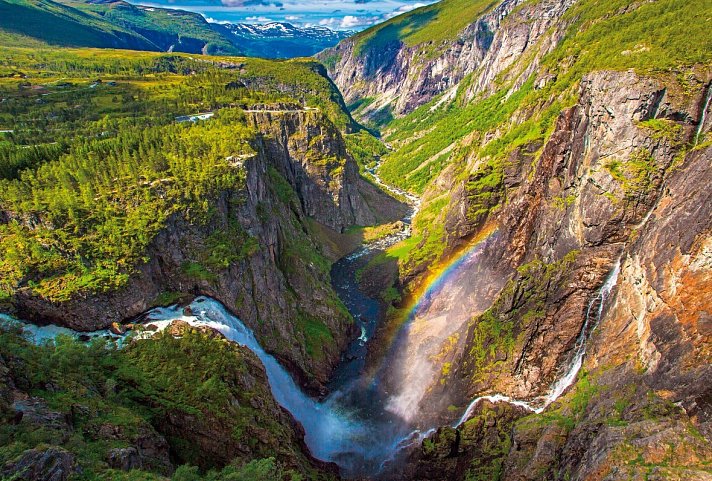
[[383, 70, 712, 481], [9, 110, 405, 388]]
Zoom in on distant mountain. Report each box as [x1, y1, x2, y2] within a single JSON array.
[[0, 0, 240, 54], [0, 0, 350, 57], [212, 22, 353, 58]]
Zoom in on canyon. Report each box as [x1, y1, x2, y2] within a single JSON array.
[[0, 0, 711, 480]]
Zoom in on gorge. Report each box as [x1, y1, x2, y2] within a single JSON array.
[[0, 0, 711, 480]]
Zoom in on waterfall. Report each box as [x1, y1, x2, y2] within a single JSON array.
[[453, 395, 536, 427], [695, 82, 712, 146], [454, 256, 622, 426], [143, 298, 371, 463], [541, 257, 621, 406]]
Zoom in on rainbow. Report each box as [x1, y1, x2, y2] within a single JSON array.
[[400, 224, 498, 325], [366, 224, 498, 379]]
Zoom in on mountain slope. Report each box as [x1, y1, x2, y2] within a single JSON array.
[[0, 0, 160, 50], [320, 0, 712, 479], [65, 0, 241, 54], [1, 0, 352, 57]]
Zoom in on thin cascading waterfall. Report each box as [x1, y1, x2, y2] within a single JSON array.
[[541, 256, 621, 406], [695, 82, 712, 146], [452, 395, 536, 427], [453, 256, 622, 426]]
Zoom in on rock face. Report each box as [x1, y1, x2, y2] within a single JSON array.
[[2, 447, 75, 481], [407, 68, 707, 409], [324, 0, 711, 474], [318, 0, 573, 122], [9, 106, 405, 388], [376, 69, 711, 480], [365, 41, 711, 481], [244, 107, 404, 230], [589, 143, 712, 429], [106, 447, 141, 471]]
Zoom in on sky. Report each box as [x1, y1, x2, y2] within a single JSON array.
[[126, 0, 435, 30]]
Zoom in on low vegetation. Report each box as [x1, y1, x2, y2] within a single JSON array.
[[0, 324, 322, 479]]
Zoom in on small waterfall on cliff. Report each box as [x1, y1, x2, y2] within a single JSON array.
[[454, 257, 622, 425], [542, 257, 621, 406], [695, 82, 712, 146]]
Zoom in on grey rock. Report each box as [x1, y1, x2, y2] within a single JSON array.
[[107, 447, 141, 471], [2, 447, 75, 481]]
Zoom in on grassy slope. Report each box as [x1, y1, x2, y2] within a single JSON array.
[[63, 0, 240, 55], [0, 0, 157, 50], [373, 0, 711, 282], [381, 0, 712, 194], [352, 0, 496, 56], [0, 0, 241, 54]]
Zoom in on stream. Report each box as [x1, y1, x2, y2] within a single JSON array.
[[0, 168, 624, 478]]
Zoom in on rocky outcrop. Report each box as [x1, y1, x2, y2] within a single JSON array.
[[148, 338, 323, 471], [318, 0, 574, 123], [9, 107, 405, 388], [388, 400, 529, 481], [244, 107, 405, 230], [107, 447, 141, 471], [2, 447, 75, 481]]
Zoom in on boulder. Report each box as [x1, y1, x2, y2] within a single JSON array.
[[107, 447, 141, 471]]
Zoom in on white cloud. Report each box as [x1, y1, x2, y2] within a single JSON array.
[[204, 16, 231, 24], [318, 13, 381, 30], [384, 2, 426, 19], [284, 15, 301, 20], [245, 15, 274, 22], [340, 15, 361, 28]]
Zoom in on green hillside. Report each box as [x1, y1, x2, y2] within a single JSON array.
[[353, 0, 496, 57], [379, 0, 712, 194], [0, 0, 156, 50], [0, 47, 349, 302], [0, 0, 241, 55]]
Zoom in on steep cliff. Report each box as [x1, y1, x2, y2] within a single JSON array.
[[319, 0, 574, 124], [322, 0, 712, 478]]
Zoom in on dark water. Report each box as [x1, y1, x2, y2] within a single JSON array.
[[328, 249, 383, 391]]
